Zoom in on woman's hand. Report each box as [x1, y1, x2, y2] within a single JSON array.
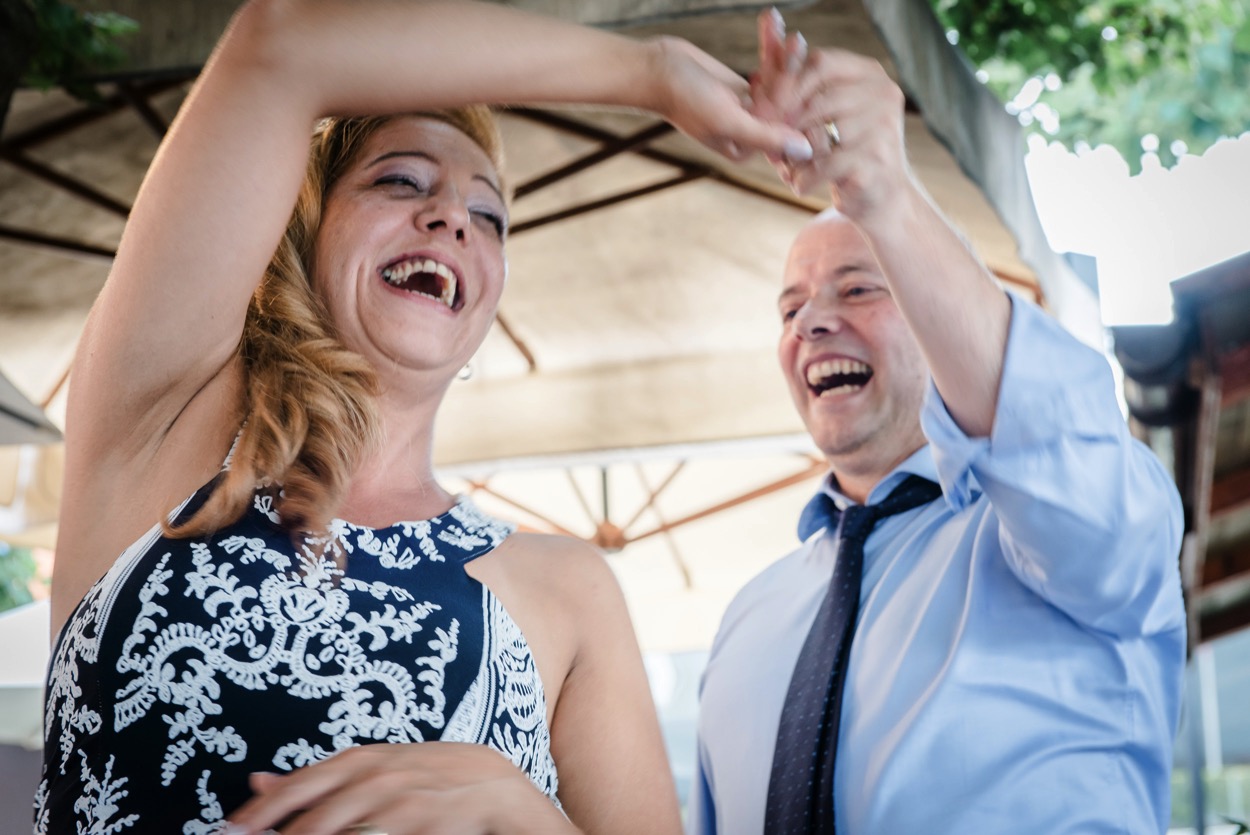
[[649, 35, 813, 164], [225, 742, 575, 835], [749, 10, 917, 224]]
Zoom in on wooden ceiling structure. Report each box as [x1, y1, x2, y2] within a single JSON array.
[[1116, 251, 1250, 643]]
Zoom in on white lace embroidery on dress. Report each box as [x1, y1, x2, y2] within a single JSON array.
[[443, 586, 559, 803], [72, 753, 140, 834], [40, 493, 559, 830], [111, 534, 454, 788]]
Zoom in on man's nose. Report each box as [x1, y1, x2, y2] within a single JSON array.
[[794, 300, 842, 340]]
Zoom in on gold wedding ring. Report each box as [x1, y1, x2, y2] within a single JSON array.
[[824, 120, 841, 147]]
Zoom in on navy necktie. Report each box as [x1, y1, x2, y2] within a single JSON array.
[[765, 474, 942, 834]]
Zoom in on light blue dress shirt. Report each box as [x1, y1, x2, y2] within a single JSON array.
[[691, 299, 1186, 834]]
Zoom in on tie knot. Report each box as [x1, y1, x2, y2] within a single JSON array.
[[797, 474, 941, 542]]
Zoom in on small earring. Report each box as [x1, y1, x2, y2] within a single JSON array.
[[457, 362, 474, 381]]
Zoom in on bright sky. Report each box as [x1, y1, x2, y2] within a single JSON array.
[[1025, 131, 1250, 326]]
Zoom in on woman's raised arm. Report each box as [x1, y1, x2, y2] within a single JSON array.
[[71, 0, 809, 460]]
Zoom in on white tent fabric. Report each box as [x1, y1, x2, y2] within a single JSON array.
[[0, 0, 1088, 655], [0, 600, 48, 749]]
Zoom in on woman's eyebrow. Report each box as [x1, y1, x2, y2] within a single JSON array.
[[366, 150, 503, 201], [366, 150, 437, 168]]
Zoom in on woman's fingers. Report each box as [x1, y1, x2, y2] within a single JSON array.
[[752, 10, 806, 123], [225, 744, 546, 835], [655, 36, 812, 163]]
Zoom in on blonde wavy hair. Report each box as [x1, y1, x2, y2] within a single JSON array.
[[169, 107, 505, 538]]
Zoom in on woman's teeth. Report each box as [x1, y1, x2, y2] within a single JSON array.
[[381, 258, 457, 308]]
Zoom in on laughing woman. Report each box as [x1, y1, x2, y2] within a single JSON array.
[[35, 2, 811, 833]]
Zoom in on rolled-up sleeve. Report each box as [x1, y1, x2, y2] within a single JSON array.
[[921, 295, 1185, 638]]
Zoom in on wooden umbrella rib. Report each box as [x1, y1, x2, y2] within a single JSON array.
[[1, 76, 189, 152], [493, 311, 537, 373], [511, 108, 819, 215], [509, 170, 706, 235], [465, 480, 581, 539], [0, 150, 131, 218], [0, 223, 116, 262], [565, 469, 600, 529], [622, 460, 686, 534], [513, 121, 674, 200], [627, 457, 826, 544], [116, 81, 170, 138], [41, 363, 73, 411]]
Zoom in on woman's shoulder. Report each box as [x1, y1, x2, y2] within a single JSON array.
[[471, 529, 622, 620], [496, 531, 613, 587]]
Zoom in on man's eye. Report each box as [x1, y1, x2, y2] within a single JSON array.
[[781, 308, 798, 321]]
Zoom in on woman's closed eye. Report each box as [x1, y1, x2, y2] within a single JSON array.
[[374, 173, 432, 194], [471, 208, 507, 237]]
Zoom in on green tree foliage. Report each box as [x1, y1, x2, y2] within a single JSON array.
[[21, 0, 137, 100], [0, 541, 37, 613], [931, 0, 1250, 171]]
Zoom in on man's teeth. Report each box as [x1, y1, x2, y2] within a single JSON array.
[[806, 358, 870, 387], [380, 258, 457, 308]]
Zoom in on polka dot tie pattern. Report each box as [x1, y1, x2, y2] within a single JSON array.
[[764, 475, 942, 834]]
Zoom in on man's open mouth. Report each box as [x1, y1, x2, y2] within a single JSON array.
[[381, 257, 461, 310], [806, 358, 873, 396]]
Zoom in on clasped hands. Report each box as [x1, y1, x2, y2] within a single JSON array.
[[658, 7, 914, 223]]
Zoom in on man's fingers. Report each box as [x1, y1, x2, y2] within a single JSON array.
[[790, 47, 883, 105]]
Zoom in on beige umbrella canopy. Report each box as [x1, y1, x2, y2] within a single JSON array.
[[0, 0, 1089, 649]]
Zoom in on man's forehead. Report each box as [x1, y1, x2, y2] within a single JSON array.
[[783, 243, 877, 290]]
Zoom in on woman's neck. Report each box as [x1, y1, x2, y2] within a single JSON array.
[[334, 378, 453, 526]]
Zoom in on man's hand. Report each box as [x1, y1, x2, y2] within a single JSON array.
[[750, 9, 916, 224]]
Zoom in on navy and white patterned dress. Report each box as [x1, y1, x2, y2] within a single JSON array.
[[36, 479, 558, 834]]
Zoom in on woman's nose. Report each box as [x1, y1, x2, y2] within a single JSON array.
[[418, 190, 470, 242]]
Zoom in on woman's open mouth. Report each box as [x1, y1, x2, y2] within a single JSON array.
[[380, 256, 462, 310]]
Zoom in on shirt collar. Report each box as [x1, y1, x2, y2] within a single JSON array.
[[798, 446, 947, 543], [821, 445, 941, 511]]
